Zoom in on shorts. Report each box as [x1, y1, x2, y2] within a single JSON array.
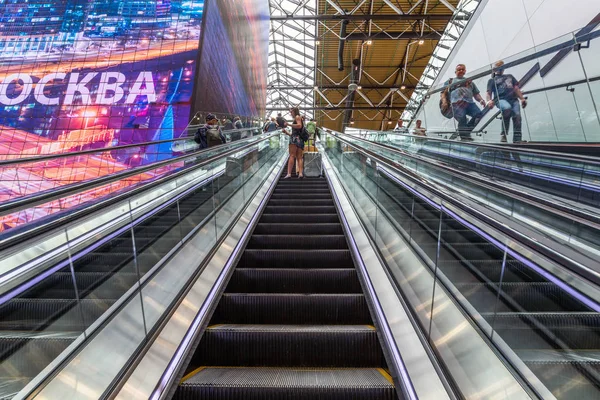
[[288, 144, 303, 159]]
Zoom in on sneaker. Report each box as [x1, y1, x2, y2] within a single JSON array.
[[500, 135, 508, 143]]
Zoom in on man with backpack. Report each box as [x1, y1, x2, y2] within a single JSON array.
[[441, 64, 487, 141], [194, 113, 226, 149], [263, 117, 278, 133]]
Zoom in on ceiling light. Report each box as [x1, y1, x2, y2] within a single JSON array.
[[418, 39, 425, 45], [366, 40, 372, 45], [350, 118, 355, 125], [315, 40, 320, 45], [357, 86, 362, 90], [400, 85, 406, 90], [314, 86, 318, 90], [388, 121, 392, 125]]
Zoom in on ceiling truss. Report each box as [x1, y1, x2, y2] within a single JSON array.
[[267, 0, 479, 131]]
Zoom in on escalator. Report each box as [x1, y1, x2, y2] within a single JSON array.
[[174, 168, 397, 399], [0, 173, 230, 395], [375, 171, 600, 398]]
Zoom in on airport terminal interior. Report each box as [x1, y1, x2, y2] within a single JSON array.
[[1, 0, 600, 399]]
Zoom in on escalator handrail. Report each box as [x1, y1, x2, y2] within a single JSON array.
[[0, 126, 262, 168], [334, 130, 600, 229], [0, 131, 280, 218], [353, 128, 600, 165], [424, 28, 600, 97], [327, 131, 600, 289], [0, 131, 281, 251]]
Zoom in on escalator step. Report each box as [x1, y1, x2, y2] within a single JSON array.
[[21, 272, 138, 300], [193, 325, 384, 367], [253, 223, 343, 235], [175, 367, 395, 400], [73, 252, 134, 274], [457, 282, 590, 313], [212, 294, 371, 324], [264, 206, 337, 215], [246, 235, 347, 250], [438, 260, 546, 285], [270, 194, 332, 200], [0, 335, 75, 377], [0, 298, 115, 331], [226, 269, 362, 293], [259, 214, 339, 224], [523, 354, 600, 399], [267, 199, 334, 207], [273, 189, 331, 195], [484, 312, 600, 350], [238, 249, 352, 268]]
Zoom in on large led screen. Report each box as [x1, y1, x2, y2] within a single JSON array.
[[194, 0, 269, 117], [0, 0, 203, 159]]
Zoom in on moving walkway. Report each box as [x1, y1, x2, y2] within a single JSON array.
[[0, 127, 599, 399]]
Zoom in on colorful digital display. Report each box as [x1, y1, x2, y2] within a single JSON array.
[[0, 0, 203, 158], [194, 0, 269, 117]]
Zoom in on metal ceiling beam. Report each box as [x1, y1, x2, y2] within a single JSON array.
[[267, 106, 406, 111], [268, 85, 416, 89], [270, 14, 466, 21], [344, 31, 439, 40]]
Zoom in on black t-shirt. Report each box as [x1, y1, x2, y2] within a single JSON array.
[[487, 74, 519, 101], [276, 116, 287, 128]]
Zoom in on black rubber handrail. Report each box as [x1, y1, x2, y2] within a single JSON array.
[[0, 131, 280, 218], [0, 126, 261, 168], [352, 129, 600, 165], [328, 131, 600, 288], [425, 29, 600, 96], [334, 130, 600, 228]]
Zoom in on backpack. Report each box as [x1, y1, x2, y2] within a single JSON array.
[[439, 78, 454, 119], [306, 122, 316, 134], [299, 119, 309, 142], [206, 125, 224, 147], [194, 126, 208, 149]]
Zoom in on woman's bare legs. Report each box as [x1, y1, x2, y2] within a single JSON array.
[[297, 153, 304, 178], [285, 154, 295, 178]]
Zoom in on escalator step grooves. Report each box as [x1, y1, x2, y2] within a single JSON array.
[[175, 368, 395, 400], [259, 214, 340, 223], [193, 325, 384, 367], [238, 249, 352, 268], [213, 294, 371, 325], [246, 235, 348, 249], [226, 269, 362, 293], [253, 223, 343, 235]]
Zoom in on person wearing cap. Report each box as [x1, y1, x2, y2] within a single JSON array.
[[194, 113, 226, 149], [486, 60, 527, 143]]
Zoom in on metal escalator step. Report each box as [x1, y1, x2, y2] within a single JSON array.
[[522, 352, 600, 399], [226, 269, 362, 293], [175, 367, 395, 400], [438, 260, 546, 285], [247, 235, 347, 250], [0, 298, 116, 331], [270, 194, 332, 200], [21, 272, 137, 300], [440, 242, 504, 260], [253, 223, 343, 235], [0, 335, 75, 377], [267, 199, 334, 207], [457, 282, 590, 313], [275, 184, 329, 190], [259, 214, 339, 224], [264, 206, 337, 214], [483, 312, 600, 350], [194, 325, 384, 367], [213, 294, 371, 325], [238, 249, 352, 268], [73, 252, 134, 274], [273, 191, 331, 196]]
